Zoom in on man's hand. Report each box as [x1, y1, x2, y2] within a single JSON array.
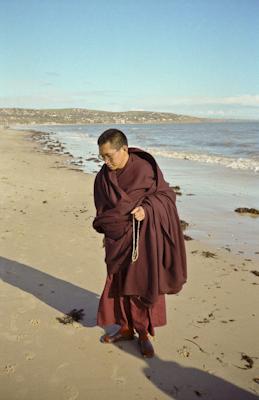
[[131, 206, 145, 221]]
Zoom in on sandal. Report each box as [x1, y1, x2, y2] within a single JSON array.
[[138, 334, 155, 358], [100, 327, 135, 343]]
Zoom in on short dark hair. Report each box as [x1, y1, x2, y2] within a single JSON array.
[[97, 128, 128, 149]]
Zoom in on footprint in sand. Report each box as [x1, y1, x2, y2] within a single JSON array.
[[16, 333, 30, 343], [0, 364, 17, 375], [111, 366, 126, 384], [63, 385, 79, 400], [49, 362, 71, 385], [29, 319, 40, 327], [25, 352, 36, 361]]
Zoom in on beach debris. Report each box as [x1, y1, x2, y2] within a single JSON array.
[[251, 270, 259, 277], [223, 246, 231, 252], [29, 319, 40, 327], [235, 207, 259, 216], [220, 319, 235, 323], [1, 364, 17, 375], [170, 185, 182, 195], [197, 315, 209, 323], [180, 219, 189, 231], [68, 168, 83, 172], [194, 390, 202, 397], [191, 250, 198, 254], [184, 234, 193, 241], [70, 158, 85, 166], [184, 338, 207, 353], [253, 377, 259, 384], [197, 309, 218, 324], [177, 345, 190, 358], [42, 200, 48, 204], [79, 208, 88, 213], [201, 251, 217, 258], [235, 353, 255, 370], [86, 157, 100, 163], [56, 308, 85, 324]]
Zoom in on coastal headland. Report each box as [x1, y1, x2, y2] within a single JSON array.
[[0, 107, 213, 126]]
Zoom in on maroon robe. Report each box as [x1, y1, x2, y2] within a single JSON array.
[[93, 147, 187, 334]]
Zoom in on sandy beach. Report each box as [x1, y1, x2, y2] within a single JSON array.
[[0, 127, 258, 399]]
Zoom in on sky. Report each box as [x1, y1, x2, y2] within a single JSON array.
[[1, 0, 259, 119]]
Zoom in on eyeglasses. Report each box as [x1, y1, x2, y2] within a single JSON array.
[[98, 148, 121, 162]]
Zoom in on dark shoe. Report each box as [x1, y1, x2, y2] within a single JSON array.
[[100, 327, 135, 343], [138, 335, 155, 358]]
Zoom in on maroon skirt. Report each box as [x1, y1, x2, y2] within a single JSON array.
[[97, 273, 167, 336]]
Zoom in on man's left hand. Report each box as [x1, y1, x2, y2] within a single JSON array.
[[131, 206, 145, 221]]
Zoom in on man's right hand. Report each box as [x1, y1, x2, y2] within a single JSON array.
[[131, 206, 145, 221]]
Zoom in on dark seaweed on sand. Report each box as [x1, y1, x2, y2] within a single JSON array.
[[201, 251, 217, 258], [56, 308, 85, 324], [235, 353, 257, 370]]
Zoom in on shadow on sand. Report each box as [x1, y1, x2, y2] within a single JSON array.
[[109, 338, 259, 400], [0, 256, 99, 327]]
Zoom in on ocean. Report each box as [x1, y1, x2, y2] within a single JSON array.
[[17, 122, 259, 260]]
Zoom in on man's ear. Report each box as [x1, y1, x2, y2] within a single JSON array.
[[122, 145, 128, 152]]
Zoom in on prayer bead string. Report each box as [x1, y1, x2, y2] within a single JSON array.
[[131, 214, 140, 262]]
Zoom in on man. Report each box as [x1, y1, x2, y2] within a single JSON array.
[[93, 128, 187, 358]]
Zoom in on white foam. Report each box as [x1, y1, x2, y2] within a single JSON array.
[[146, 147, 259, 173]]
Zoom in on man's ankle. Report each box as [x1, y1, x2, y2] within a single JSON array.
[[138, 331, 149, 341], [120, 325, 134, 333]]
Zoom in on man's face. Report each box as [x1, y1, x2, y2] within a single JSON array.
[[98, 141, 128, 170]]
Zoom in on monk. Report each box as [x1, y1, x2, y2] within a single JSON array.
[[92, 128, 187, 358]]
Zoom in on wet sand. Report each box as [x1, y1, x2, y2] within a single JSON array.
[[0, 127, 258, 399]]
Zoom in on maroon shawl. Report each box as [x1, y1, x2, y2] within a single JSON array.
[[93, 147, 187, 306]]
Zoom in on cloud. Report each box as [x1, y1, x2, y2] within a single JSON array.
[[41, 82, 55, 87], [45, 72, 60, 77], [188, 95, 259, 107], [135, 94, 259, 107], [206, 110, 226, 116], [70, 89, 123, 96]]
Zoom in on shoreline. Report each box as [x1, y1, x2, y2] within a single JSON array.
[[0, 126, 258, 399]]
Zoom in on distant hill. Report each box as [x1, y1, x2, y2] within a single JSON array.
[[0, 108, 207, 125]]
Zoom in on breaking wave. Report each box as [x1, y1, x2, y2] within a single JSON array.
[[146, 147, 259, 173]]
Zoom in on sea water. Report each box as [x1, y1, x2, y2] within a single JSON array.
[[18, 122, 259, 260]]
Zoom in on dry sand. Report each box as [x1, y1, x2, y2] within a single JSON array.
[[0, 127, 258, 400]]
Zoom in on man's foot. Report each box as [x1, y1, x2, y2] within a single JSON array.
[[100, 326, 135, 343], [138, 333, 155, 358]]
